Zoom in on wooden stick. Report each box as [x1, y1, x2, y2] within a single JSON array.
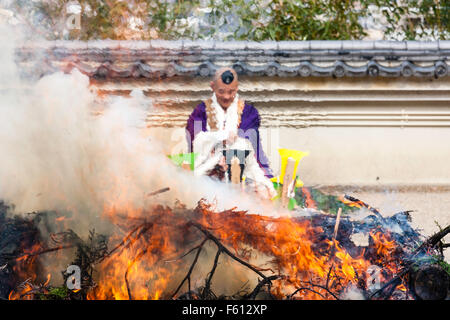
[[230, 156, 241, 185], [147, 187, 170, 197], [333, 208, 342, 242], [281, 157, 296, 208], [326, 208, 343, 262]]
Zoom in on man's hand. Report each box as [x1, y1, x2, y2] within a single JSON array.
[[254, 182, 277, 200], [219, 155, 228, 172], [226, 131, 237, 146]]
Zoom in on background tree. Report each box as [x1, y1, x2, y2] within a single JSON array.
[[2, 0, 448, 41]]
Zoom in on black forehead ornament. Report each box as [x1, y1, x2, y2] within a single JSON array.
[[221, 70, 234, 85]]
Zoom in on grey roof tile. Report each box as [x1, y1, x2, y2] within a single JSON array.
[[182, 40, 216, 50], [149, 40, 183, 50], [406, 41, 439, 51], [54, 40, 88, 50], [87, 40, 120, 50], [248, 41, 278, 51], [15, 40, 450, 79], [310, 40, 343, 50], [118, 40, 151, 50], [214, 41, 248, 50], [341, 40, 375, 50], [374, 41, 406, 50], [277, 41, 310, 51], [438, 41, 450, 50]]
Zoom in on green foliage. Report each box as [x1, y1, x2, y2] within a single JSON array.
[[293, 187, 359, 215], [6, 0, 449, 40], [374, 0, 449, 40], [413, 254, 450, 277], [38, 286, 69, 300], [437, 259, 450, 276]]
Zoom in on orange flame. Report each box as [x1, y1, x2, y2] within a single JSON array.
[[301, 187, 317, 209], [85, 200, 383, 300], [9, 200, 407, 300]]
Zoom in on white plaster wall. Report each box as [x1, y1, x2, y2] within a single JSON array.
[[146, 125, 450, 188], [262, 127, 450, 187], [97, 76, 450, 188]]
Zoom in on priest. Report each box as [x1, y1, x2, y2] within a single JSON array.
[[186, 67, 276, 199]]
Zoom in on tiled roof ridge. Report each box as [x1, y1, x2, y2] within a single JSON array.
[[16, 40, 450, 78]]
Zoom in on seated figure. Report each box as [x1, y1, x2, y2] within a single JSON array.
[[185, 67, 276, 199]]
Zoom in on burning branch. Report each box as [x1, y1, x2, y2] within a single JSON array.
[[171, 221, 279, 300], [147, 187, 170, 197], [125, 247, 149, 300], [203, 248, 221, 297], [343, 195, 384, 219], [246, 275, 283, 299], [369, 225, 450, 300], [3, 245, 75, 262], [3, 196, 449, 301], [171, 238, 208, 299], [415, 225, 450, 253], [102, 222, 154, 261], [189, 222, 269, 280]]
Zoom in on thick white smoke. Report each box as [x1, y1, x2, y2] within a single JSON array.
[[0, 23, 280, 238]]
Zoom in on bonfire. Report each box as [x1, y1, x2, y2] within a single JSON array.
[[1, 191, 449, 300]]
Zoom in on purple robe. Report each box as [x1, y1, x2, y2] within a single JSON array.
[[186, 101, 274, 178]]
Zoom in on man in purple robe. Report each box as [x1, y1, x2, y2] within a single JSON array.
[[185, 67, 276, 198]]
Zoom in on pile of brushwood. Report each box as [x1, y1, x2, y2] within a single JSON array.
[[296, 195, 450, 300], [1, 196, 449, 300], [0, 201, 107, 300]]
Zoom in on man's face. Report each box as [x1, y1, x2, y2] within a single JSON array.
[[211, 79, 238, 109]]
